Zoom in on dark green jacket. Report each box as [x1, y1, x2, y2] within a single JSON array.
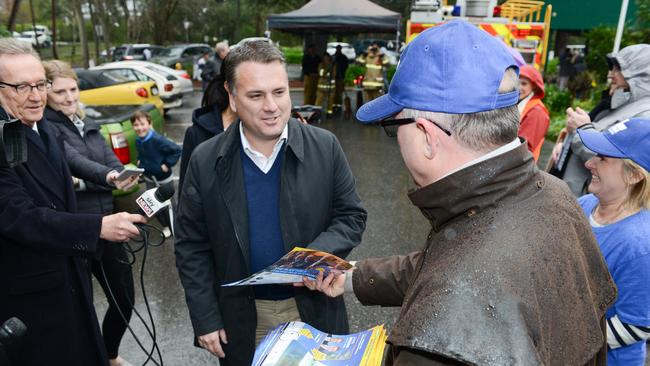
[[175, 118, 367, 365]]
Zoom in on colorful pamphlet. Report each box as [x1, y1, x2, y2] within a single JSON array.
[[253, 321, 388, 366], [222, 247, 352, 287]]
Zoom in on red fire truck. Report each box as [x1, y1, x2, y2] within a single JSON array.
[[406, 0, 553, 70]]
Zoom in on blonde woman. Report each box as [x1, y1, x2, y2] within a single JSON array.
[[43, 60, 137, 366], [577, 118, 650, 366]]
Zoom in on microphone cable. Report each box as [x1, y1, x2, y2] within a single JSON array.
[[100, 223, 166, 366]]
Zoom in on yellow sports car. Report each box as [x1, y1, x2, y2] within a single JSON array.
[[77, 68, 164, 114]]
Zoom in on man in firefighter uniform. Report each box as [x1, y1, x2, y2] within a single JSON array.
[[357, 43, 388, 102], [302, 45, 321, 105], [315, 53, 335, 116]]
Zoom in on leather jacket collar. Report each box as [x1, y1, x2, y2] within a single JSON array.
[[409, 141, 536, 231]]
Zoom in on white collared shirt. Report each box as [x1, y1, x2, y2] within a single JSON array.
[[239, 123, 289, 174], [32, 123, 39, 135], [71, 114, 85, 137]]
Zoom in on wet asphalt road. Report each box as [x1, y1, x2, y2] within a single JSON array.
[[95, 89, 649, 365]]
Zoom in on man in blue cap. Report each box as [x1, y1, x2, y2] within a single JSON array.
[[302, 20, 616, 365]]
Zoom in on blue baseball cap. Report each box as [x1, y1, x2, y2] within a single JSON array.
[[356, 20, 520, 123], [577, 118, 650, 172]]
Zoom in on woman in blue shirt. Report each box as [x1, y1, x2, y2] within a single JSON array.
[[577, 118, 650, 366]]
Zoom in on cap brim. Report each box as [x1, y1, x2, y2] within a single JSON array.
[[577, 129, 627, 158], [355, 94, 404, 124]]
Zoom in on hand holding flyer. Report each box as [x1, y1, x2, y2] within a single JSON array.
[[222, 247, 352, 287]]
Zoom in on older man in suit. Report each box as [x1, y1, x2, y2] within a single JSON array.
[[0, 38, 145, 366]]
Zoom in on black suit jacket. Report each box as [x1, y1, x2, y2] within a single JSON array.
[[0, 114, 108, 366]]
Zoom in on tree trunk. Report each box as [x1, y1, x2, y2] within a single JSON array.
[[28, 0, 42, 52], [152, 0, 179, 44], [118, 0, 131, 39], [234, 0, 241, 41], [72, 0, 89, 68], [51, 0, 59, 58], [87, 0, 100, 61], [92, 0, 112, 59], [7, 0, 22, 32]]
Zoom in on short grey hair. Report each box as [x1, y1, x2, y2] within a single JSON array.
[[223, 40, 285, 95], [402, 68, 520, 151], [215, 41, 229, 54], [0, 38, 40, 62]]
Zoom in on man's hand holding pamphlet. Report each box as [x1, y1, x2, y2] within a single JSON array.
[[222, 247, 352, 287], [224, 248, 386, 365]]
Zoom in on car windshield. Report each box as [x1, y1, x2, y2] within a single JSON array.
[[113, 47, 127, 58], [160, 47, 184, 57], [130, 47, 147, 55], [145, 65, 176, 79], [77, 70, 133, 90]]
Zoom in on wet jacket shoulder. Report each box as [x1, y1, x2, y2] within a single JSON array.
[[353, 143, 616, 366], [178, 105, 224, 192]]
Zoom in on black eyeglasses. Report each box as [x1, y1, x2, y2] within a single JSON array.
[[379, 117, 452, 138], [0, 80, 51, 96]]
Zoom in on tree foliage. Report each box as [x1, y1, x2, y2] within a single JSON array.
[[4, 0, 412, 66]]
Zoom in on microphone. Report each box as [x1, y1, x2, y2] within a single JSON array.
[[135, 182, 175, 218], [0, 317, 27, 346]]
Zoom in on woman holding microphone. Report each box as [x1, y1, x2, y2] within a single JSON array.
[[43, 60, 139, 366]]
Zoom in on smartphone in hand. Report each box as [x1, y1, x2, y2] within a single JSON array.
[[116, 168, 144, 181]]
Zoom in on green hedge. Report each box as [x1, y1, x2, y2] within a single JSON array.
[[344, 64, 365, 86], [543, 83, 600, 141], [282, 46, 302, 65]]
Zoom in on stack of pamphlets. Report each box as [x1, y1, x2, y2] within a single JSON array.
[[222, 247, 353, 287], [253, 321, 388, 366]]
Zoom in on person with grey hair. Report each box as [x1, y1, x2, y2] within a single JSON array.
[[0, 38, 145, 366], [174, 40, 367, 365], [213, 41, 229, 75], [301, 20, 616, 365]]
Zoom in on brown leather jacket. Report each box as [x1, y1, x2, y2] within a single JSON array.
[[353, 142, 616, 365]]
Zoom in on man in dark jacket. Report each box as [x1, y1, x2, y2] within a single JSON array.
[[302, 21, 617, 366], [0, 38, 145, 366], [332, 45, 349, 111], [175, 40, 367, 366], [302, 45, 320, 105], [199, 51, 218, 91]]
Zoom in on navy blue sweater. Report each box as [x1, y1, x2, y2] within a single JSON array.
[[241, 147, 293, 300], [136, 130, 181, 181]]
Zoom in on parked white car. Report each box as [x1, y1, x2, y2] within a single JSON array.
[[326, 42, 356, 61], [14, 30, 51, 48], [92, 61, 186, 110], [118, 61, 194, 94]]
